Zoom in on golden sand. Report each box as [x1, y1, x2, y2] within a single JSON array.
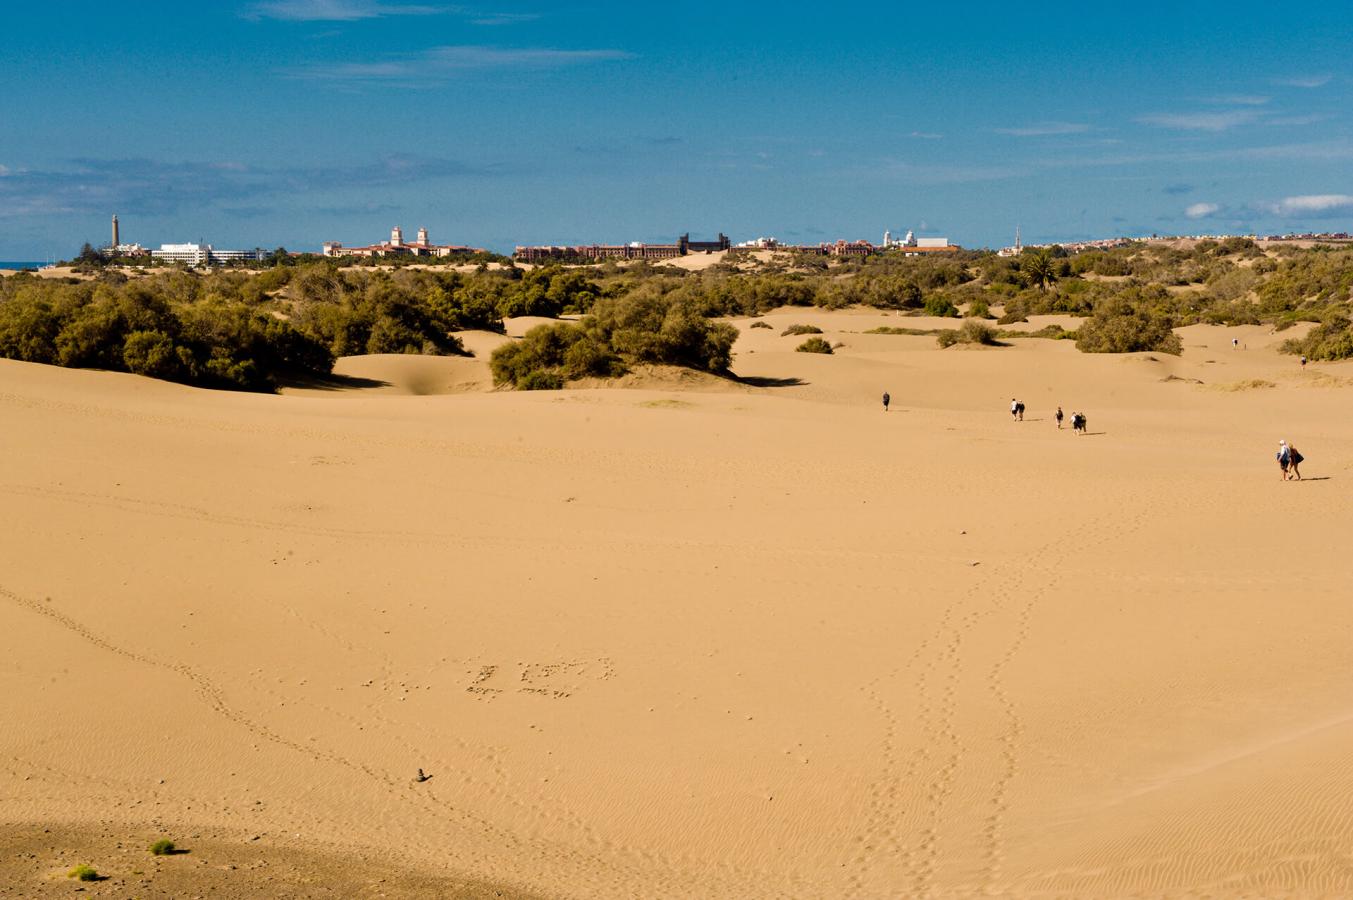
[[2, 312, 1350, 897]]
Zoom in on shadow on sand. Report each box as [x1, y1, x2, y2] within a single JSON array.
[[1296, 476, 1332, 482], [737, 375, 808, 388], [279, 373, 393, 392]]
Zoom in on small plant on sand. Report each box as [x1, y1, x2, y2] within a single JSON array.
[[937, 320, 1003, 348], [796, 337, 833, 354], [781, 323, 823, 337], [749, 321, 773, 329], [149, 839, 177, 855], [68, 865, 100, 881]]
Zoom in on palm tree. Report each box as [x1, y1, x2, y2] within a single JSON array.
[[1021, 249, 1058, 292]]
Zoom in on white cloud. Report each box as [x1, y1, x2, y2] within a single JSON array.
[[245, 0, 446, 20], [994, 122, 1091, 137], [908, 131, 943, 140], [1205, 94, 1270, 106], [1267, 194, 1353, 217], [1266, 113, 1331, 127], [1272, 74, 1332, 89], [292, 45, 635, 82], [1185, 202, 1221, 219], [1137, 110, 1260, 131], [471, 12, 539, 25]]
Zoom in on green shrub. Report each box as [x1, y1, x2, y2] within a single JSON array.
[[965, 299, 991, 319], [1075, 300, 1182, 355], [781, 324, 822, 336], [796, 337, 833, 354], [490, 290, 737, 388], [936, 320, 1003, 348], [68, 865, 100, 881], [149, 839, 176, 856], [923, 295, 959, 318], [749, 320, 773, 329], [489, 322, 619, 388], [959, 319, 1000, 345]]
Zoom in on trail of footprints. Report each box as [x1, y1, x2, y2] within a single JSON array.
[[848, 511, 1155, 897]]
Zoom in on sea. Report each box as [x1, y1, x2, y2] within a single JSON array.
[[0, 261, 48, 270]]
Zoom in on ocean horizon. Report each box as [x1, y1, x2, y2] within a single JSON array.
[[0, 261, 49, 270]]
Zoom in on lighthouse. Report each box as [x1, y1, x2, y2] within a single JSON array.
[[112, 215, 120, 250]]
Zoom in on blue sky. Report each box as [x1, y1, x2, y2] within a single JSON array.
[[2, 1, 1352, 257]]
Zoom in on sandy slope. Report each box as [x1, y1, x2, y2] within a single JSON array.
[[3, 314, 1353, 898]]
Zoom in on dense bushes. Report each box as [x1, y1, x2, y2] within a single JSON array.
[[1280, 313, 1353, 361], [0, 277, 334, 391], [1075, 299, 1182, 355], [11, 240, 1353, 390], [489, 322, 620, 388], [781, 324, 822, 336], [490, 290, 737, 389]]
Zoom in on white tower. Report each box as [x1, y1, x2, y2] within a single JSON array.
[[416, 226, 429, 245], [883, 229, 891, 248], [390, 226, 403, 247]]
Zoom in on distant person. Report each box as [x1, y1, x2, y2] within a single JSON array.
[[1055, 406, 1064, 429], [882, 391, 890, 412], [1011, 398, 1018, 420], [1073, 412, 1087, 435], [1301, 356, 1308, 368], [1017, 401, 1025, 421], [1232, 337, 1239, 350]]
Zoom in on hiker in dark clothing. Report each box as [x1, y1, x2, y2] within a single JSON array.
[[882, 392, 890, 412], [1055, 407, 1064, 429]]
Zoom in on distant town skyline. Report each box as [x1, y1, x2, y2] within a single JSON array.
[[3, 1, 1353, 259]]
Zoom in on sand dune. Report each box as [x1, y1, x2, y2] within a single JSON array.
[[4, 313, 1353, 897]]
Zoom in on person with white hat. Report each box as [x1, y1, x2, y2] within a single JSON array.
[[1276, 440, 1304, 481]]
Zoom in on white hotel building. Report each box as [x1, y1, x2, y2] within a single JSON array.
[[150, 243, 264, 266]]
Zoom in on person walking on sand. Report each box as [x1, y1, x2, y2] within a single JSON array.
[[1301, 356, 1308, 368], [1055, 406, 1064, 429], [1232, 337, 1239, 350], [1289, 442, 1304, 480], [1277, 440, 1293, 480], [882, 391, 890, 412], [1011, 398, 1019, 421]]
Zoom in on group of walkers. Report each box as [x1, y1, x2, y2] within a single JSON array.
[[881, 392, 1308, 479], [1011, 399, 1089, 435], [1054, 406, 1088, 434]]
